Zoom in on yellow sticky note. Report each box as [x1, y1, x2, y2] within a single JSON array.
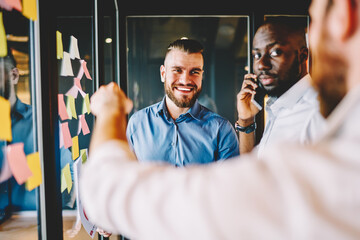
[[82, 94, 91, 114], [56, 31, 63, 59], [61, 163, 72, 193], [0, 12, 7, 57], [22, 0, 37, 21], [72, 136, 79, 160], [66, 95, 77, 119], [26, 152, 42, 191], [0, 96, 12, 141]]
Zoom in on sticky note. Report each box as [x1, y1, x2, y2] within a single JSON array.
[[66, 78, 85, 99], [22, 0, 37, 21], [82, 94, 91, 114], [80, 60, 92, 80], [78, 114, 90, 135], [0, 12, 7, 57], [0, 0, 22, 12], [26, 152, 42, 191], [66, 95, 77, 119], [7, 143, 33, 185], [0, 153, 12, 183], [61, 163, 72, 193], [60, 51, 74, 77], [0, 96, 12, 141], [76, 61, 84, 79], [58, 94, 69, 120], [56, 31, 63, 59], [72, 136, 79, 160], [69, 35, 80, 60], [61, 122, 72, 149], [80, 148, 88, 163]]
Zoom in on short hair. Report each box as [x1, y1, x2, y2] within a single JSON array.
[[165, 38, 204, 57], [1, 47, 17, 69], [262, 16, 307, 48]]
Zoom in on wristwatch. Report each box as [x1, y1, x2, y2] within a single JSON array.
[[235, 121, 257, 134]]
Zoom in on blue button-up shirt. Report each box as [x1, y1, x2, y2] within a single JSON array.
[[126, 98, 239, 166], [0, 99, 73, 211]]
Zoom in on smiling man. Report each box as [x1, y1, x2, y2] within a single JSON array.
[[126, 38, 239, 166], [236, 17, 325, 156]]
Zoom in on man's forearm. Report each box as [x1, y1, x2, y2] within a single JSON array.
[[239, 131, 255, 154]]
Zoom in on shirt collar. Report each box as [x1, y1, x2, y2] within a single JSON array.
[[267, 74, 312, 113], [11, 98, 31, 120], [156, 96, 202, 121]]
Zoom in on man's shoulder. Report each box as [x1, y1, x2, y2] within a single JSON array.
[[129, 102, 161, 121], [197, 104, 232, 126]]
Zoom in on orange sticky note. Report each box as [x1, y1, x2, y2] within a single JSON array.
[[22, 0, 37, 21], [61, 122, 72, 149], [0, 96, 12, 141], [26, 152, 42, 191], [0, 12, 7, 57], [72, 136, 79, 160], [7, 143, 33, 185], [58, 94, 69, 121]]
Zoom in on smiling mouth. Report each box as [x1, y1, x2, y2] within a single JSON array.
[[259, 75, 276, 86], [174, 86, 194, 93]]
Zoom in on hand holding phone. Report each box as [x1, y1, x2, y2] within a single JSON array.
[[237, 74, 267, 123]]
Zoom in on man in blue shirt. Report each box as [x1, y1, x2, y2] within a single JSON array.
[[0, 53, 73, 213], [126, 38, 239, 166]]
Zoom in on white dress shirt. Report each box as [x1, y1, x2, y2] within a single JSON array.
[[257, 74, 326, 158], [80, 85, 360, 240]]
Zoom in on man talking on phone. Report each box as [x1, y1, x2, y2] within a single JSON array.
[[237, 17, 325, 156]]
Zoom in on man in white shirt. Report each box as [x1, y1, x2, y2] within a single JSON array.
[[80, 0, 360, 239], [237, 17, 325, 156]]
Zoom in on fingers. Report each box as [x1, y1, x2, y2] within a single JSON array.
[[242, 74, 258, 91], [90, 82, 133, 116], [96, 227, 112, 237]]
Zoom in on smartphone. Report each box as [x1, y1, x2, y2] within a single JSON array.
[[251, 78, 267, 110]]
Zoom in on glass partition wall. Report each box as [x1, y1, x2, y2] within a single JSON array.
[[127, 16, 249, 124], [0, 0, 310, 238]]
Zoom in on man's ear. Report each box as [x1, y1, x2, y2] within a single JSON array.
[[10, 67, 19, 85], [328, 0, 358, 41], [160, 65, 165, 83], [299, 47, 309, 63]]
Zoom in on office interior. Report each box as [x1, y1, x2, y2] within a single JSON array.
[[0, 0, 311, 239]]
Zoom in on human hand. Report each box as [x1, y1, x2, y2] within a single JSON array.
[[97, 227, 112, 238], [90, 82, 133, 117], [236, 74, 261, 125]]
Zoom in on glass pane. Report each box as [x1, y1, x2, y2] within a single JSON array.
[[0, 10, 39, 239], [57, 16, 95, 239], [127, 16, 249, 124]]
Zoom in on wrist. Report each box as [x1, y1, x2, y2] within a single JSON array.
[[237, 117, 255, 127]]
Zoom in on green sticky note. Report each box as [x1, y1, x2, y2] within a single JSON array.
[[56, 31, 63, 59], [61, 163, 72, 193], [82, 94, 91, 114]]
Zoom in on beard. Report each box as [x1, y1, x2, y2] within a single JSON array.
[[311, 30, 347, 118], [164, 79, 202, 108]]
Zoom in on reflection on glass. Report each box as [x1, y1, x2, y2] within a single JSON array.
[[127, 16, 249, 124], [0, 10, 38, 239]]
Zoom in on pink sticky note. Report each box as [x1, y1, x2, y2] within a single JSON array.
[[81, 60, 92, 80], [6, 143, 33, 185], [0, 152, 12, 183], [58, 94, 69, 120], [66, 85, 79, 99], [77, 61, 84, 79], [74, 77, 82, 89], [78, 115, 90, 135], [61, 122, 73, 149], [0, 0, 22, 11]]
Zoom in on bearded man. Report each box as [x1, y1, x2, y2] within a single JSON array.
[[126, 38, 239, 166], [81, 0, 360, 238], [237, 17, 326, 157]]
